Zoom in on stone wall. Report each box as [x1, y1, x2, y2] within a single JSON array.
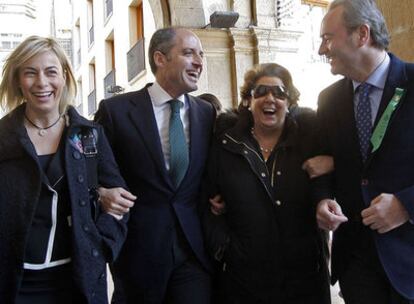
[[377, 0, 414, 62], [141, 0, 337, 108]]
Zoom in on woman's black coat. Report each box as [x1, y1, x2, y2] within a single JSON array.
[[0, 105, 128, 303], [202, 108, 330, 303]]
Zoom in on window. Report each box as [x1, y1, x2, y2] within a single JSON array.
[[104, 0, 113, 19], [87, 0, 94, 46], [127, 1, 145, 81], [104, 38, 116, 98], [88, 63, 96, 115], [1, 41, 11, 49]]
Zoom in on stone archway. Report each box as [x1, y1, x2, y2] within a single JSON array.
[[147, 0, 239, 29], [167, 0, 206, 27], [147, 0, 171, 29]]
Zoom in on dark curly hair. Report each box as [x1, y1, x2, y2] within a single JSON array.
[[239, 63, 300, 109]]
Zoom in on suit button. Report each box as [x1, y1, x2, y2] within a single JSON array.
[[243, 150, 248, 154], [92, 249, 99, 257], [275, 200, 282, 206], [79, 199, 87, 207], [83, 224, 90, 232], [361, 179, 369, 186], [100, 272, 106, 279], [78, 175, 84, 183], [73, 151, 81, 159], [222, 139, 227, 144], [261, 172, 266, 177], [276, 171, 281, 176]]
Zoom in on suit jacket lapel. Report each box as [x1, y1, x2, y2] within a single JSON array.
[[128, 88, 173, 188], [337, 79, 363, 163], [187, 95, 201, 178], [374, 54, 408, 127], [367, 54, 409, 163]]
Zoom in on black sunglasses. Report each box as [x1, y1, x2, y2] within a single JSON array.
[[251, 85, 289, 100]]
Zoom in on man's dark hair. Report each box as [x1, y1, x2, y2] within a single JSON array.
[[148, 27, 178, 74]]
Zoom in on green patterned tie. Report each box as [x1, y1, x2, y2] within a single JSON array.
[[168, 100, 189, 187]]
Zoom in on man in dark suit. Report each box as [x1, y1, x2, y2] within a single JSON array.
[[312, 0, 414, 303], [95, 28, 215, 304]]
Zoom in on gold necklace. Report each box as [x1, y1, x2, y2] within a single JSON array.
[[24, 114, 62, 136], [251, 127, 273, 153]]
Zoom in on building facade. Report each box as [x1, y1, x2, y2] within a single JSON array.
[[0, 0, 72, 116], [71, 0, 339, 117]]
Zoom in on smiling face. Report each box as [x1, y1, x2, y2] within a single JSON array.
[[155, 29, 204, 98], [18, 50, 65, 115], [250, 76, 289, 132], [318, 6, 360, 78]]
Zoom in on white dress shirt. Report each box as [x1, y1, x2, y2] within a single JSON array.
[[353, 53, 391, 124], [147, 81, 190, 170]]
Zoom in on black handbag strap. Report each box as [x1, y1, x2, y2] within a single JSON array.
[[81, 127, 98, 190]]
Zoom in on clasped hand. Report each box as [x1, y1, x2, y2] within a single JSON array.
[[361, 193, 409, 233], [97, 187, 137, 220], [317, 194, 410, 233]]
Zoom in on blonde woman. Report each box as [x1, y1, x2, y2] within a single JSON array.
[[0, 36, 135, 304]]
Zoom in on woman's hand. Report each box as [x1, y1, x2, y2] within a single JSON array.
[[97, 187, 136, 218], [302, 155, 334, 178], [209, 194, 226, 216]]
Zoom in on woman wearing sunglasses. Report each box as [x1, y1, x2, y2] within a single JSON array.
[[202, 63, 331, 303]]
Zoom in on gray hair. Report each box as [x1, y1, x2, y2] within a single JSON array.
[[329, 0, 389, 49]]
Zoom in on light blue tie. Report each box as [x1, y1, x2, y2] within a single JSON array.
[[356, 83, 373, 162], [169, 100, 189, 188]]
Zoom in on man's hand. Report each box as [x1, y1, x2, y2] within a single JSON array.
[[316, 199, 348, 231], [361, 193, 409, 234], [209, 194, 226, 216], [302, 155, 334, 179], [98, 187, 137, 216]]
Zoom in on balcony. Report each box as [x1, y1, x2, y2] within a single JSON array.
[[88, 25, 94, 46], [105, 0, 113, 19], [127, 38, 145, 81], [104, 69, 115, 99], [88, 90, 96, 115]]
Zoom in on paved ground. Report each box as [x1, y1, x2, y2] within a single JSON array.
[[107, 269, 346, 303]]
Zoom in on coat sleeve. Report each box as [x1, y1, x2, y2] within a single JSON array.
[[310, 93, 335, 204], [94, 100, 115, 146], [394, 63, 414, 221], [200, 139, 231, 262], [94, 123, 129, 262], [394, 187, 414, 221]]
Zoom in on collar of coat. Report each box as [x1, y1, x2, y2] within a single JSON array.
[[0, 103, 95, 162], [215, 106, 309, 152]]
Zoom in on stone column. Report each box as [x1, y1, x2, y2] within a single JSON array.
[[252, 27, 302, 64], [229, 28, 256, 107], [193, 29, 235, 109]]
